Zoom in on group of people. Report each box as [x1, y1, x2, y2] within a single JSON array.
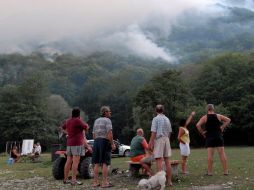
[[61, 103, 231, 187], [61, 106, 114, 188], [10, 142, 41, 163], [130, 104, 231, 187]]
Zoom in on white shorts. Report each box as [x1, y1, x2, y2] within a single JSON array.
[[153, 136, 171, 158], [180, 143, 190, 156]]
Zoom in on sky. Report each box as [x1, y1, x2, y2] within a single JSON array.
[[0, 0, 253, 61]]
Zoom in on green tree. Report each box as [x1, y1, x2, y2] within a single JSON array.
[[191, 53, 254, 144], [0, 74, 56, 148], [133, 70, 193, 145]]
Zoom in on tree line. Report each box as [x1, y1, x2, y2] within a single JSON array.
[[0, 51, 253, 151]]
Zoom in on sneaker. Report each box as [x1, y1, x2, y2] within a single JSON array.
[[71, 181, 83, 186], [63, 180, 71, 184]]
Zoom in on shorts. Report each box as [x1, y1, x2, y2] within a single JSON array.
[[66, 145, 85, 156], [141, 155, 155, 164], [130, 154, 145, 162], [180, 143, 190, 156], [153, 136, 171, 158], [92, 138, 111, 165], [205, 136, 224, 148]]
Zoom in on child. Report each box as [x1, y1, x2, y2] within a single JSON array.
[[11, 145, 21, 163], [178, 111, 195, 174]]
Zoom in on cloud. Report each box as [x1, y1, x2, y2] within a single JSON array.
[[0, 0, 221, 61]]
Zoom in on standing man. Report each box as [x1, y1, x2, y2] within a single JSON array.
[[148, 104, 173, 186], [196, 104, 231, 176], [62, 107, 89, 185], [92, 106, 116, 188]]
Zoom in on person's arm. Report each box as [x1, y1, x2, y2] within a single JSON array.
[[148, 132, 156, 151], [141, 138, 149, 150], [83, 135, 92, 152], [107, 130, 116, 150], [218, 114, 231, 132], [196, 115, 207, 137], [178, 127, 186, 144], [185, 111, 196, 128], [61, 121, 68, 135]]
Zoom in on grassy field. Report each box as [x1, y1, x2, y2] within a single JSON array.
[[0, 147, 254, 189]]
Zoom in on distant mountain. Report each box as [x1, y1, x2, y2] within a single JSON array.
[[157, 2, 254, 63], [38, 1, 254, 64], [1, 0, 254, 64]]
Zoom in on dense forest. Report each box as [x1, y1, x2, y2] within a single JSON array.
[[0, 51, 253, 152], [1, 1, 254, 152]]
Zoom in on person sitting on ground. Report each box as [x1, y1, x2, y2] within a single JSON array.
[[29, 142, 42, 161], [35, 142, 41, 155], [130, 128, 154, 176], [11, 145, 21, 163]]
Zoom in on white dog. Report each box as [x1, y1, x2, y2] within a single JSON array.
[[137, 171, 166, 190]]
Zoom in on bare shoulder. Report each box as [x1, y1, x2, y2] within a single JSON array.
[[217, 114, 230, 122], [200, 115, 207, 122]]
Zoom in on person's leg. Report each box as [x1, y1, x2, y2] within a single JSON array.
[[102, 163, 109, 187], [93, 164, 100, 186], [140, 162, 153, 176], [64, 156, 73, 182], [207, 148, 214, 175], [164, 157, 172, 186], [156, 158, 164, 171], [181, 156, 188, 173], [71, 155, 80, 182], [217, 147, 228, 174]]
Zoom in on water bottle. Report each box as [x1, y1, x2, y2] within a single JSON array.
[[7, 157, 14, 165]]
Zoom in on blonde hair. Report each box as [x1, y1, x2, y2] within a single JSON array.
[[100, 106, 110, 116], [206, 104, 215, 112]]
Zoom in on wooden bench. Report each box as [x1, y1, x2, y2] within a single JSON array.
[[126, 160, 181, 177]]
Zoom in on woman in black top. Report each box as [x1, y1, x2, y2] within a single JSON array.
[[196, 104, 231, 176]]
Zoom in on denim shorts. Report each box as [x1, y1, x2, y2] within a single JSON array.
[[92, 138, 111, 165]]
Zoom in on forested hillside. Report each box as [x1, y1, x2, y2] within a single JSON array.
[[0, 52, 171, 150], [1, 1, 254, 151], [0, 51, 253, 151]]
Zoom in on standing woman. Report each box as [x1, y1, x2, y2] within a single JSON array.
[[196, 104, 231, 176], [178, 111, 195, 174]]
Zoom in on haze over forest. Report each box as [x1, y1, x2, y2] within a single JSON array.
[[1, 0, 254, 63], [0, 0, 254, 149]]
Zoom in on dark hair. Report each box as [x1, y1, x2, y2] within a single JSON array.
[[179, 119, 186, 127], [72, 107, 80, 118], [156, 104, 164, 113]]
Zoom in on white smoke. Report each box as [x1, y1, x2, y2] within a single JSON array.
[[0, 0, 249, 62]]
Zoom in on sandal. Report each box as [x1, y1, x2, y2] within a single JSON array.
[[92, 183, 100, 187], [101, 183, 114, 188], [204, 172, 213, 176]]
